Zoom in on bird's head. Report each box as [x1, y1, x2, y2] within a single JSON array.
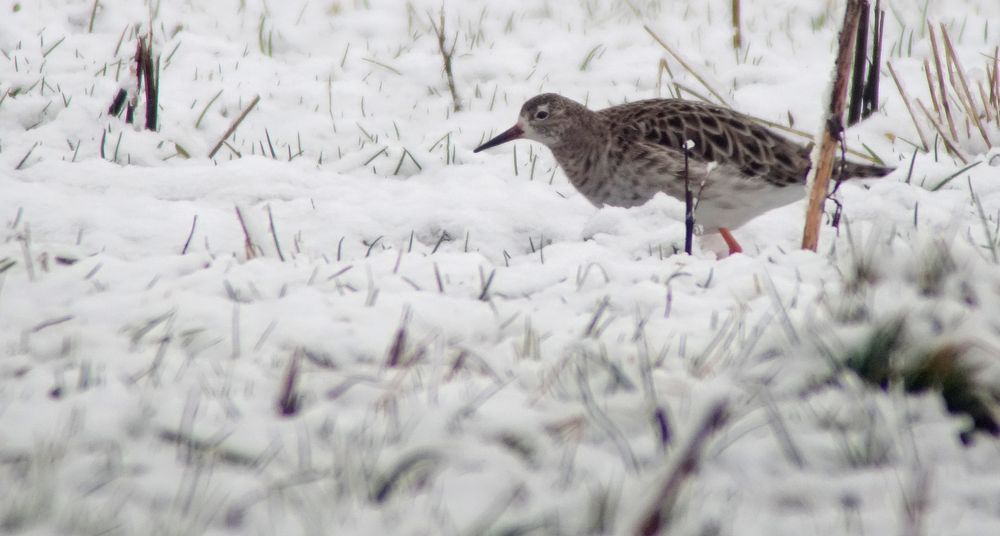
[[474, 93, 587, 152]]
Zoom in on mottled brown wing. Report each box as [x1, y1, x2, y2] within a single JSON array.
[[603, 99, 813, 187]]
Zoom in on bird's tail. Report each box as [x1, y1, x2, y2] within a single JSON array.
[[836, 159, 894, 179], [797, 142, 894, 179]]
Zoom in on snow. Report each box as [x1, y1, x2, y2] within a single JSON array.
[[2, 0, 1000, 534]]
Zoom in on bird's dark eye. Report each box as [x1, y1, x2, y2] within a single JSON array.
[[534, 110, 549, 120]]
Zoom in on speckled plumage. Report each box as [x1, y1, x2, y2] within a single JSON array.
[[475, 93, 893, 234]]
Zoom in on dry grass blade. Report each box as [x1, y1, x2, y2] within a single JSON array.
[[87, 0, 99, 33], [656, 58, 679, 99], [978, 81, 994, 124], [644, 25, 731, 107], [276, 350, 302, 417], [634, 400, 728, 536], [749, 115, 880, 163], [900, 467, 931, 536], [991, 46, 999, 112], [15, 142, 39, 170], [888, 62, 930, 150], [266, 205, 286, 262], [386, 310, 411, 367], [923, 59, 942, 118], [195, 89, 224, 129], [916, 99, 969, 163], [181, 214, 198, 254], [666, 62, 878, 162], [939, 24, 992, 148], [930, 160, 982, 191], [671, 81, 716, 105], [234, 206, 259, 259], [360, 57, 401, 75], [731, 0, 741, 49], [927, 23, 959, 140]]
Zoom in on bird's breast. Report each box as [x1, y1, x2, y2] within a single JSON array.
[[566, 160, 668, 209]]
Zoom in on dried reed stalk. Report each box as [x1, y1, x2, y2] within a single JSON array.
[[802, 0, 865, 252]]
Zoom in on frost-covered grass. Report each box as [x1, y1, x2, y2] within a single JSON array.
[[1, 0, 1000, 534]]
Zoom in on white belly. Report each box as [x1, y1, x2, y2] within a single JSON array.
[[693, 171, 806, 231]]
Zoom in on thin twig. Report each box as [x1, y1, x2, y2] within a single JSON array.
[[429, 8, 462, 112], [209, 95, 260, 158]]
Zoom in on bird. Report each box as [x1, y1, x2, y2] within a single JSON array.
[[473, 93, 893, 255]]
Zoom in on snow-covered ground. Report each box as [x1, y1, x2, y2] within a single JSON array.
[[2, 0, 1000, 534]]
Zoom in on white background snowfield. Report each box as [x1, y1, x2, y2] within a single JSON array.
[[2, 0, 1000, 534]]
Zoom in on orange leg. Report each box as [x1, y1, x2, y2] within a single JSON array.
[[719, 227, 743, 255]]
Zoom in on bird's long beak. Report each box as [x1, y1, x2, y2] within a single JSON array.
[[473, 125, 524, 153]]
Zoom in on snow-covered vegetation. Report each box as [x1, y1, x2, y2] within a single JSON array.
[[1, 0, 999, 534]]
